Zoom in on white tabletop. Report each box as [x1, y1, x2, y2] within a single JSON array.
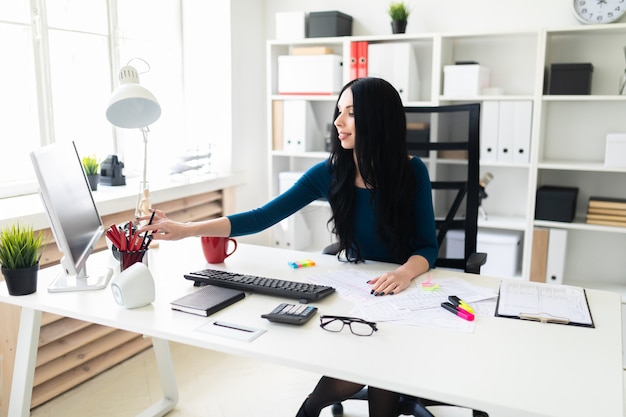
[[1, 240, 623, 417]]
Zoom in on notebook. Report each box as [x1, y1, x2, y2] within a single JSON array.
[[171, 285, 245, 317]]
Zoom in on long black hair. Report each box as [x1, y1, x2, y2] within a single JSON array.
[[327, 77, 417, 263]]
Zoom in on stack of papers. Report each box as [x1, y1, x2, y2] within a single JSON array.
[[306, 270, 498, 332]]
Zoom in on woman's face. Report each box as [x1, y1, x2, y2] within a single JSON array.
[[334, 87, 355, 150]]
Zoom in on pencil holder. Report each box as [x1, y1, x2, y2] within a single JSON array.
[[118, 248, 149, 271]]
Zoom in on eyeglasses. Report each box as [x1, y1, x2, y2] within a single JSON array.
[[319, 315, 378, 336]]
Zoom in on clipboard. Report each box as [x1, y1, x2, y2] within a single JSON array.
[[495, 280, 594, 328]]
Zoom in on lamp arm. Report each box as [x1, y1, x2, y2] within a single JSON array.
[[141, 126, 150, 189]]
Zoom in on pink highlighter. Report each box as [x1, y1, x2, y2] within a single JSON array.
[[441, 301, 475, 321]]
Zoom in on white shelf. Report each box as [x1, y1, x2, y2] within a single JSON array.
[[538, 160, 626, 173], [267, 24, 626, 288], [542, 95, 626, 102], [535, 219, 626, 235], [479, 215, 527, 231]]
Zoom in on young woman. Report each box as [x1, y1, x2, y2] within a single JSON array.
[[138, 77, 438, 416]]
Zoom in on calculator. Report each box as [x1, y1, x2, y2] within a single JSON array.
[[261, 303, 318, 325]]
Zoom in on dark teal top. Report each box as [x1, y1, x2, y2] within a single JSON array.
[[228, 157, 438, 266]]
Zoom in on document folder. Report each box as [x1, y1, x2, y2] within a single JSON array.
[[495, 280, 594, 327]]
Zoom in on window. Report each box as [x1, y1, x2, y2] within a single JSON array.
[[0, 0, 222, 199]]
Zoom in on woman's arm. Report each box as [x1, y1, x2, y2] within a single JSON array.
[[137, 161, 331, 240], [137, 210, 232, 241]]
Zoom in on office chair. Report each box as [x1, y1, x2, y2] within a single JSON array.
[[326, 103, 488, 417]]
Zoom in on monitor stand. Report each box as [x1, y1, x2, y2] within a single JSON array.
[[48, 267, 113, 293]]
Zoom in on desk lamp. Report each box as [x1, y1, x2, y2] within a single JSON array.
[[106, 61, 161, 219]]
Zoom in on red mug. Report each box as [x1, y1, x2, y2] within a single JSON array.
[[201, 236, 238, 263]]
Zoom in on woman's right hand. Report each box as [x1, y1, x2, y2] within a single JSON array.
[[136, 209, 190, 241]]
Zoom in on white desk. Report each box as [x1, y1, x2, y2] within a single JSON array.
[[1, 241, 623, 417]]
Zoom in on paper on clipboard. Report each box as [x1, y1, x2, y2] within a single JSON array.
[[495, 280, 594, 327]]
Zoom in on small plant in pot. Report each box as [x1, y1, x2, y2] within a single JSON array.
[[0, 224, 44, 295], [82, 155, 100, 191], [388, 1, 410, 34]]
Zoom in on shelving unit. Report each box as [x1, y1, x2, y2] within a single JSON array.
[[266, 24, 626, 299]]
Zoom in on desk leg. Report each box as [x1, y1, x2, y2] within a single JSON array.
[[8, 307, 42, 417], [136, 337, 179, 417]]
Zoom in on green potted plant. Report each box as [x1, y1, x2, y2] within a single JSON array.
[[82, 155, 100, 191], [0, 224, 44, 295], [388, 1, 410, 34]]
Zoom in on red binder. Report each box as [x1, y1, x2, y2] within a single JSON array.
[[349, 42, 358, 81], [357, 41, 368, 78]]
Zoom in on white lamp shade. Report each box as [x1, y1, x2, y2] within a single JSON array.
[[106, 65, 161, 129]]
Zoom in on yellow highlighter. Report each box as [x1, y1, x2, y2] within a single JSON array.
[[449, 295, 474, 314]]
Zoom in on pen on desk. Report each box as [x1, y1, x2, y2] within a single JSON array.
[[213, 321, 254, 333], [441, 302, 475, 321]]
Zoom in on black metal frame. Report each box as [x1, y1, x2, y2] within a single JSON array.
[[405, 103, 484, 273]]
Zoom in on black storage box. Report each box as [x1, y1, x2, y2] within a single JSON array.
[[307, 11, 353, 38], [548, 63, 593, 95], [535, 186, 579, 222]]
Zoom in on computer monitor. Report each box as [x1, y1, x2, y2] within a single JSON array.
[[30, 141, 113, 292]]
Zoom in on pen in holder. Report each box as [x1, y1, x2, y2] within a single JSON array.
[[106, 220, 153, 271], [118, 248, 149, 271]]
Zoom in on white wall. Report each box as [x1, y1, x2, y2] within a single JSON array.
[[262, 0, 603, 36], [230, 0, 623, 245]]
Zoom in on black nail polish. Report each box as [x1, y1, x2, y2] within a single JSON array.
[[370, 289, 374, 294], [380, 292, 385, 296]]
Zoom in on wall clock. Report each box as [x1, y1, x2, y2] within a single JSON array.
[[573, 0, 626, 24]]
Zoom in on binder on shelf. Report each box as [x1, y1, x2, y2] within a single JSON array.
[[480, 101, 499, 162], [530, 227, 549, 283], [271, 212, 312, 250], [545, 228, 567, 285], [349, 41, 358, 81], [272, 171, 312, 250], [367, 42, 419, 103], [512, 101, 532, 164], [495, 280, 594, 327], [282, 100, 321, 152], [357, 41, 368, 78], [496, 101, 515, 163], [272, 100, 284, 151]]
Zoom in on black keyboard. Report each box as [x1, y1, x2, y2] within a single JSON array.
[[184, 268, 335, 302]]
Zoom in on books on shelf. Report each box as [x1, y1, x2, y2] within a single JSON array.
[[586, 196, 626, 227], [587, 196, 626, 210]]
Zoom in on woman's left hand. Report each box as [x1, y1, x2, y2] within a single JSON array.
[[367, 255, 430, 296], [367, 271, 412, 296]]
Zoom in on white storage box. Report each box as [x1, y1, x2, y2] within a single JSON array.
[[278, 55, 343, 95], [445, 229, 522, 278], [443, 65, 490, 96], [604, 133, 626, 168]]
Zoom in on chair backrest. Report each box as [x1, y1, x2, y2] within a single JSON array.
[[404, 103, 482, 273]]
